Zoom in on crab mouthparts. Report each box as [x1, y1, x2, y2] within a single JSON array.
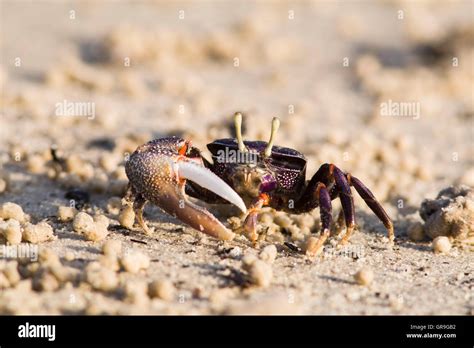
[[177, 161, 247, 214]]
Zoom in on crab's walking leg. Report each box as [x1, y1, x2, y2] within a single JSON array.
[[133, 194, 151, 235], [123, 183, 135, 204], [331, 165, 356, 247], [243, 193, 270, 244], [122, 185, 152, 235], [306, 183, 332, 257], [298, 163, 356, 247], [348, 175, 394, 242], [298, 162, 393, 250]]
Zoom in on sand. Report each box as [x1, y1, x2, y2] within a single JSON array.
[[0, 0, 473, 315]]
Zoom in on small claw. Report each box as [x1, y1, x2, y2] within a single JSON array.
[[243, 212, 259, 244]]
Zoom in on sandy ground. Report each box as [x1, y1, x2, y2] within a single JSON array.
[[0, 0, 473, 314]]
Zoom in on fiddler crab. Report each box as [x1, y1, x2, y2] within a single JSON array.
[[124, 113, 394, 256]]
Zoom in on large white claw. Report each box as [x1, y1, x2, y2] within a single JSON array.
[[177, 161, 247, 214]]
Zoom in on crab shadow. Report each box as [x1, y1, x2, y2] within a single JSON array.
[[354, 210, 392, 238], [357, 210, 436, 253], [396, 239, 432, 252], [0, 163, 66, 214], [193, 262, 248, 288], [318, 275, 355, 285]]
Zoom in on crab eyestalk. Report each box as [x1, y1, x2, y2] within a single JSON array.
[[234, 112, 247, 153], [264, 117, 280, 157]]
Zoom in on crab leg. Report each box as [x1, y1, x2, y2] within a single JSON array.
[[306, 183, 332, 257], [297, 163, 355, 247], [243, 193, 270, 243], [298, 163, 393, 253], [132, 193, 151, 235], [331, 165, 356, 247], [348, 175, 394, 242]]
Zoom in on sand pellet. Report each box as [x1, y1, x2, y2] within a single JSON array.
[[85, 262, 119, 292], [148, 279, 175, 301], [73, 212, 95, 234], [64, 251, 75, 262], [242, 254, 258, 268], [209, 288, 235, 306], [259, 245, 277, 264], [99, 153, 120, 173], [38, 248, 61, 266], [420, 186, 474, 242], [120, 251, 150, 273], [258, 213, 273, 225], [102, 240, 122, 256], [77, 214, 110, 242], [33, 270, 60, 292], [432, 236, 452, 254], [89, 171, 109, 193], [26, 154, 46, 174], [273, 214, 292, 228], [98, 255, 120, 271], [3, 261, 21, 286], [0, 202, 26, 223], [112, 166, 128, 180], [242, 257, 273, 288], [0, 273, 10, 289], [83, 225, 109, 242], [354, 267, 374, 286], [1, 219, 22, 245], [49, 264, 77, 284], [119, 205, 135, 230], [57, 206, 77, 222], [0, 178, 7, 193], [94, 215, 110, 229], [293, 214, 315, 229], [22, 222, 55, 244], [67, 155, 95, 181], [106, 197, 122, 215], [124, 280, 149, 304]]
